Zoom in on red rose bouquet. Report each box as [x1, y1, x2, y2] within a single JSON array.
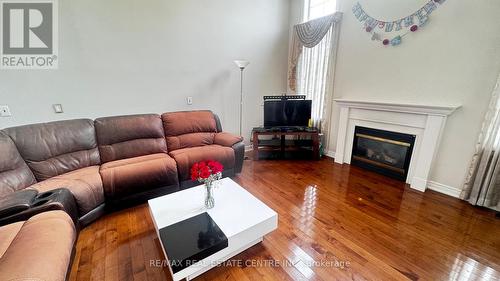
[[190, 160, 224, 209], [190, 160, 224, 183]]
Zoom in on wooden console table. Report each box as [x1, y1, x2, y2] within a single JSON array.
[[252, 128, 320, 160]]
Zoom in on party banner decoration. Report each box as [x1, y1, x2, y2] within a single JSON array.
[[352, 0, 447, 46]]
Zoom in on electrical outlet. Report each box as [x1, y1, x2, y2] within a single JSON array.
[[53, 104, 63, 113], [187, 96, 193, 105], [0, 105, 11, 117]]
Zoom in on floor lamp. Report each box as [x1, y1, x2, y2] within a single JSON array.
[[234, 60, 250, 137]]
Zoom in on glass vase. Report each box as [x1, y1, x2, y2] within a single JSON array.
[[204, 181, 215, 209]]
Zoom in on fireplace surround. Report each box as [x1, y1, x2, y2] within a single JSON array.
[[334, 99, 460, 192]]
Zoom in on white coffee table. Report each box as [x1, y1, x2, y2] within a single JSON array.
[[148, 177, 278, 281]]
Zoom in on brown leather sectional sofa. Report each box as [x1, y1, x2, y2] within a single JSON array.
[[0, 110, 244, 280]]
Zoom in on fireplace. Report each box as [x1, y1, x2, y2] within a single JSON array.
[[351, 126, 415, 181], [334, 99, 459, 191]]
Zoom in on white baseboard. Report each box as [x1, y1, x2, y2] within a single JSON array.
[[410, 177, 428, 192], [427, 181, 461, 198], [325, 150, 335, 158]]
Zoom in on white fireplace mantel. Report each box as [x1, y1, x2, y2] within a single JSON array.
[[334, 98, 460, 192]]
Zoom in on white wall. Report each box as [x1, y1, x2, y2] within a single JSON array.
[[293, 0, 500, 193], [0, 0, 291, 143]]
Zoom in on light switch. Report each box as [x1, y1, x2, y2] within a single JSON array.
[[187, 97, 193, 105], [0, 105, 11, 117], [53, 104, 63, 113]]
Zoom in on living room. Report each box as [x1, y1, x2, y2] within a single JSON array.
[[0, 0, 499, 280]]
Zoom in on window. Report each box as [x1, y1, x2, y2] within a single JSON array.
[[297, 0, 338, 131], [303, 0, 337, 21]]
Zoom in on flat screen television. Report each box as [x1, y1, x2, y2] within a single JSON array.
[[264, 100, 312, 127]]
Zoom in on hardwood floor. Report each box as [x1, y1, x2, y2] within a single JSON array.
[[69, 158, 500, 281]]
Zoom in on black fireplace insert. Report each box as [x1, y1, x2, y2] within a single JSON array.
[[351, 126, 415, 181]]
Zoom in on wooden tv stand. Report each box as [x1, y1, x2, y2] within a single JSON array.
[[252, 127, 320, 160]]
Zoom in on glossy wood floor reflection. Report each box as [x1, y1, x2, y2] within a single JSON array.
[[68, 158, 500, 281]]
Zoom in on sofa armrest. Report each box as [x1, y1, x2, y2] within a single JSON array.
[[214, 132, 244, 174], [0, 190, 38, 219], [214, 132, 243, 147], [232, 141, 245, 174], [0, 188, 79, 228]]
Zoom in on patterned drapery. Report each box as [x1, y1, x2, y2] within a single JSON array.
[[461, 73, 500, 211], [288, 12, 342, 92]]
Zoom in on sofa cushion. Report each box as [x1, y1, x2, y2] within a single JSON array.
[[162, 111, 218, 151], [166, 132, 216, 152], [100, 153, 178, 200], [4, 119, 100, 181], [169, 144, 235, 181], [0, 211, 76, 281], [28, 166, 104, 216], [95, 114, 168, 163], [0, 221, 24, 258], [0, 131, 37, 198]]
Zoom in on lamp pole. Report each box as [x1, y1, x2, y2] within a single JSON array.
[[234, 60, 249, 137], [239, 67, 244, 136]]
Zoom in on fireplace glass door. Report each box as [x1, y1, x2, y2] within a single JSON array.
[[351, 126, 415, 181]]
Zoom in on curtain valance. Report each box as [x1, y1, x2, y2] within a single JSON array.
[[289, 12, 342, 92]]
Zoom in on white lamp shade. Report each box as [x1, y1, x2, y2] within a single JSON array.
[[234, 60, 250, 69]]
